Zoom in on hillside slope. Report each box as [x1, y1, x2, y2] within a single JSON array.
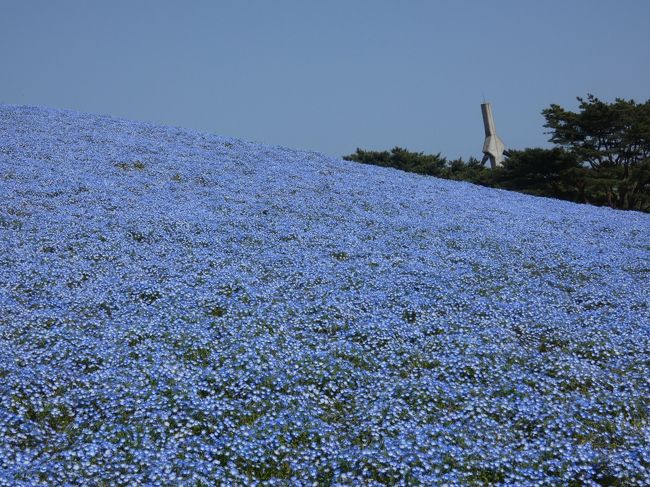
[[1, 105, 649, 485]]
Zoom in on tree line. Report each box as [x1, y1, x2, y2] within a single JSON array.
[[343, 95, 650, 212]]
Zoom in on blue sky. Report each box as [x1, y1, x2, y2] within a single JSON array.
[[1, 1, 649, 160]]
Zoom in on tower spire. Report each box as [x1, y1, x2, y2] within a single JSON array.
[[480, 102, 506, 169]]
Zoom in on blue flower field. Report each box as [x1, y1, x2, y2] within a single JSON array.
[[0, 105, 649, 485]]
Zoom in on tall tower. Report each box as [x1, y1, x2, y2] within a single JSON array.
[[481, 103, 506, 169]]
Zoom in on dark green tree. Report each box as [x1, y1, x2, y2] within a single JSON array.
[[493, 148, 581, 200], [542, 94, 650, 210], [343, 147, 447, 177], [447, 157, 493, 185]]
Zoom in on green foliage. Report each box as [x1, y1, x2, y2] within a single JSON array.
[[331, 251, 349, 261], [402, 309, 418, 323], [115, 160, 146, 171], [344, 147, 448, 177], [208, 306, 226, 317], [444, 156, 501, 190], [543, 94, 650, 210], [543, 94, 650, 171], [493, 148, 581, 199]]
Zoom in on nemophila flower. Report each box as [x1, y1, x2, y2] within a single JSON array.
[[0, 104, 649, 485]]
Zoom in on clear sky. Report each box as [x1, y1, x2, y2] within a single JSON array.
[[2, 1, 649, 160]]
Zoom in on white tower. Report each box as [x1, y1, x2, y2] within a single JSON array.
[[481, 102, 506, 169]]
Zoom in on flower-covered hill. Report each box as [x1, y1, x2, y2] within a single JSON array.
[[0, 104, 649, 485]]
